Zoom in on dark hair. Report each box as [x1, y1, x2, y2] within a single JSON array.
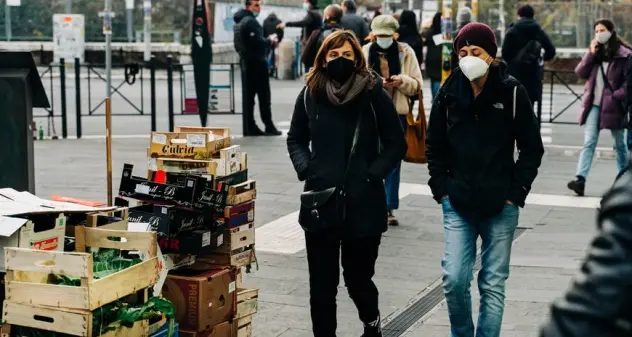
[[343, 0, 356, 12], [431, 12, 442, 35], [305, 30, 372, 95], [594, 19, 628, 61], [324, 4, 343, 23], [517, 5, 535, 19], [399, 10, 417, 28]]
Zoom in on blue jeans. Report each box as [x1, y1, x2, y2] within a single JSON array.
[[430, 79, 442, 101], [577, 105, 628, 178], [441, 199, 519, 337], [384, 115, 408, 211]]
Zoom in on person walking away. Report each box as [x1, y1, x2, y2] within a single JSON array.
[[426, 22, 544, 337], [287, 30, 406, 337], [233, 0, 282, 136], [422, 12, 443, 99], [502, 5, 556, 106], [363, 14, 422, 226], [301, 5, 345, 71], [263, 13, 284, 77], [450, 7, 473, 70], [341, 0, 369, 44], [397, 10, 424, 67], [567, 19, 631, 196], [277, 0, 322, 72], [539, 159, 632, 337]]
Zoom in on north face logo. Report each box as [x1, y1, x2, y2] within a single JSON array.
[[493, 103, 504, 109]]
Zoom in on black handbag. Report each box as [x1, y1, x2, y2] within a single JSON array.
[[298, 105, 363, 232]]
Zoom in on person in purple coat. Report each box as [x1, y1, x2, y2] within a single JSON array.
[[567, 19, 632, 196]]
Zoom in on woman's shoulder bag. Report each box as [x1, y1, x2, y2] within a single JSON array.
[[403, 88, 427, 163], [298, 89, 363, 232]]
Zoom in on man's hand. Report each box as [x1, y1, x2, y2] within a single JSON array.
[[590, 39, 599, 54], [277, 23, 285, 29], [506, 200, 514, 205]]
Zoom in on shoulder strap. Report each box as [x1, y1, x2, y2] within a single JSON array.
[[513, 86, 517, 120], [600, 62, 616, 94], [304, 87, 309, 112], [342, 107, 364, 185]]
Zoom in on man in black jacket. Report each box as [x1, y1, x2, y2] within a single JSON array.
[[341, 0, 369, 44], [301, 5, 344, 70], [501, 5, 556, 105], [233, 0, 282, 136], [277, 0, 323, 72], [539, 161, 632, 337]]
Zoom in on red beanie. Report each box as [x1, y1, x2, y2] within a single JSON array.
[[454, 22, 498, 57]]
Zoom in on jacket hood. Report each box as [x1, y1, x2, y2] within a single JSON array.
[[511, 18, 542, 34], [234, 9, 252, 23], [264, 13, 278, 22]]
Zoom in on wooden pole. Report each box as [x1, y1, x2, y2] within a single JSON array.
[[105, 97, 113, 206]]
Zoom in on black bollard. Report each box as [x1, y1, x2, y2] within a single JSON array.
[[74, 58, 82, 139], [167, 55, 175, 132], [59, 59, 68, 139], [149, 56, 157, 132]]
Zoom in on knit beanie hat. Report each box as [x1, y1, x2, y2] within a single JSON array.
[[454, 22, 498, 57], [456, 7, 472, 27]]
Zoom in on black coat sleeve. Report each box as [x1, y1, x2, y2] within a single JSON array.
[[507, 85, 544, 207], [243, 18, 271, 54], [425, 91, 450, 203], [286, 12, 314, 28], [539, 28, 556, 61], [501, 28, 520, 63], [540, 170, 632, 337], [287, 88, 313, 181], [367, 89, 407, 180]]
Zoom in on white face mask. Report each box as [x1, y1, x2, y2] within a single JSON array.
[[596, 31, 612, 44], [376, 37, 394, 49], [303, 3, 310, 10], [459, 56, 491, 81]]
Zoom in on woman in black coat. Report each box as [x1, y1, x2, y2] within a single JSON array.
[[286, 30, 406, 337], [397, 10, 423, 65]]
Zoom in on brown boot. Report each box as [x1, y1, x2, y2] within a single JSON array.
[[387, 210, 399, 226]]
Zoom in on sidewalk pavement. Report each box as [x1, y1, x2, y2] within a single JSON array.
[[33, 134, 613, 337]]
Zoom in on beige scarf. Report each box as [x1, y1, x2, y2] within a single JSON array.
[[325, 73, 374, 106]]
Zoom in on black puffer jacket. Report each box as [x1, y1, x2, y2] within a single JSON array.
[[539, 163, 632, 337], [287, 78, 407, 238], [426, 62, 544, 221], [233, 9, 270, 63]]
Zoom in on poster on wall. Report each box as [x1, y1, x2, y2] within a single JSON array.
[[52, 14, 85, 64]]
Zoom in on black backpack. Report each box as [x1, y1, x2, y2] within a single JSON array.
[[513, 39, 543, 66]]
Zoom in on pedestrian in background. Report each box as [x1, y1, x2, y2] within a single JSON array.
[[422, 12, 443, 99], [397, 10, 423, 67], [233, 0, 282, 136], [301, 4, 345, 72], [287, 30, 406, 337], [363, 14, 422, 226], [426, 22, 544, 337], [539, 159, 632, 337], [263, 13, 284, 77], [341, 0, 370, 43], [502, 5, 556, 106], [567, 19, 631, 196], [277, 0, 323, 72]]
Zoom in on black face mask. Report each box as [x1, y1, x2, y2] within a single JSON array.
[[326, 57, 355, 83]]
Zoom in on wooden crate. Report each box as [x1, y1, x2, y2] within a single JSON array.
[[193, 249, 255, 269], [4, 226, 158, 311], [66, 207, 129, 238], [1, 303, 150, 337], [216, 224, 254, 254], [236, 288, 258, 319]]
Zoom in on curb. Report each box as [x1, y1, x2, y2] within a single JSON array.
[[545, 144, 617, 159]]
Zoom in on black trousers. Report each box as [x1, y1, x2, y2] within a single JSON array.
[[240, 59, 273, 134], [305, 231, 382, 337]]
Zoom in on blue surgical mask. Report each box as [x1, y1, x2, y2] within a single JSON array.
[[303, 3, 310, 10], [252, 11, 259, 17]]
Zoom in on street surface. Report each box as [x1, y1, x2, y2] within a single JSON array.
[[34, 100, 618, 336]]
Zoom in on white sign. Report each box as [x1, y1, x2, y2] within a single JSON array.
[[7, 0, 21, 6], [53, 14, 86, 64]]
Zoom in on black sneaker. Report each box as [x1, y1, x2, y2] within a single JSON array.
[[361, 317, 382, 337], [264, 126, 283, 136], [245, 125, 265, 137], [567, 176, 586, 196]]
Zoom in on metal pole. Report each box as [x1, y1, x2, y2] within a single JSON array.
[[143, 0, 152, 62], [167, 55, 175, 132], [60, 59, 68, 139], [498, 0, 505, 45], [408, 0, 413, 11], [65, 0, 72, 13], [101, 0, 115, 206], [75, 58, 82, 139], [471, 0, 478, 22], [5, 5, 11, 42], [127, 9, 133, 42], [150, 56, 157, 131]]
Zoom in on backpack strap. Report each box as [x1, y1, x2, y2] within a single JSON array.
[[513, 85, 517, 120], [303, 87, 309, 112]]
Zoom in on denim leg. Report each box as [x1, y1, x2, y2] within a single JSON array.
[[475, 204, 519, 337], [576, 106, 600, 178], [441, 199, 478, 337], [384, 115, 407, 211], [611, 128, 628, 174]]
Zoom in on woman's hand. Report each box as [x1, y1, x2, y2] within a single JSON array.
[[384, 75, 404, 88], [590, 39, 599, 54]]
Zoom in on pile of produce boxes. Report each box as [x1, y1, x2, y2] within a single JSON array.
[[117, 126, 259, 337], [0, 193, 174, 337]]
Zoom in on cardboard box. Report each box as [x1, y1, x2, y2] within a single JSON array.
[[162, 269, 236, 332], [179, 321, 231, 337], [216, 224, 254, 254], [149, 128, 230, 160], [0, 214, 66, 271]]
